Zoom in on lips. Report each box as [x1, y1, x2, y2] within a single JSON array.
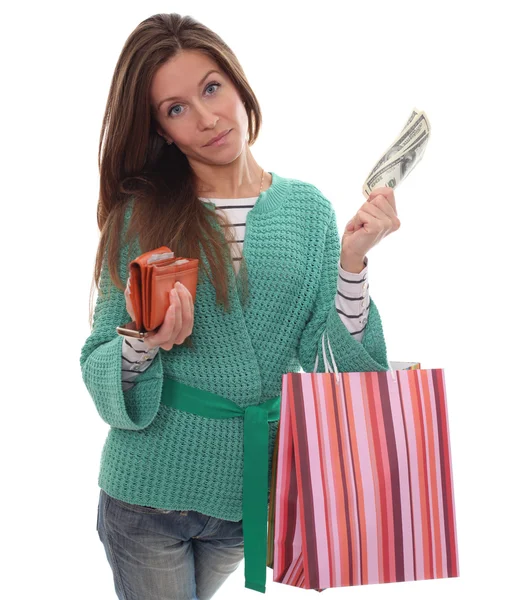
[[205, 129, 231, 146]]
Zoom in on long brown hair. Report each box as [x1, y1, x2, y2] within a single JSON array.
[[87, 12, 263, 338]]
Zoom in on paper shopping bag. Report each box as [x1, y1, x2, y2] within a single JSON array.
[[267, 348, 459, 591]]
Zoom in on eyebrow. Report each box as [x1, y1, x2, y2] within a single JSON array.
[[157, 69, 221, 111]]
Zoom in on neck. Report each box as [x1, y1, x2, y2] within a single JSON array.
[[192, 149, 265, 198]]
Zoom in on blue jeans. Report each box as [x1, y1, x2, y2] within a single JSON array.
[[96, 489, 245, 599]]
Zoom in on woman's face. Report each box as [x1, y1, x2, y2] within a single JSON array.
[[150, 49, 249, 164]]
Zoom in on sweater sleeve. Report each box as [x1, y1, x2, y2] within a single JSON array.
[[297, 206, 390, 374], [80, 226, 164, 430]]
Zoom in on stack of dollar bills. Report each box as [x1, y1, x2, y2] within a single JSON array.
[[362, 108, 430, 198]]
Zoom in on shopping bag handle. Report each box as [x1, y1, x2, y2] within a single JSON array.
[[314, 331, 397, 383]]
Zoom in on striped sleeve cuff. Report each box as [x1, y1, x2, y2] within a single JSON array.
[[121, 337, 160, 391], [335, 256, 370, 343]]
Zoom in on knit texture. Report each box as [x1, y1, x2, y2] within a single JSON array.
[[80, 171, 390, 522]]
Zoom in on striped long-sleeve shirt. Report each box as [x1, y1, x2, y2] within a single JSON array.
[[121, 196, 370, 391]]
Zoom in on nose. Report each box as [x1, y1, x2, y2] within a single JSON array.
[[195, 102, 218, 131]]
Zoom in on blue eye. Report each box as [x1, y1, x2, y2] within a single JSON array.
[[168, 82, 221, 117], [206, 82, 221, 94]]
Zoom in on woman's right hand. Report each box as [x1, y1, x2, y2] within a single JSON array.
[[124, 278, 195, 351]]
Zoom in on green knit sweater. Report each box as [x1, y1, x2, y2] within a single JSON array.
[[80, 171, 390, 522]]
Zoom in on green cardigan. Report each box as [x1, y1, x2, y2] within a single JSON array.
[[80, 171, 389, 523]]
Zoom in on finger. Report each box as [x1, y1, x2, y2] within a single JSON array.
[[178, 285, 193, 339], [174, 286, 190, 344], [361, 200, 391, 220], [368, 186, 396, 214], [347, 204, 376, 232], [368, 186, 394, 202], [177, 282, 194, 318], [366, 196, 400, 229], [179, 282, 194, 313], [169, 287, 183, 343], [345, 213, 363, 232], [359, 203, 397, 234], [146, 289, 179, 346], [356, 209, 385, 239], [369, 193, 398, 219]]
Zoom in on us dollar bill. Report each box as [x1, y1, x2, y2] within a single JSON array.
[[363, 126, 429, 197], [362, 109, 430, 198], [364, 109, 430, 182], [397, 109, 420, 136]]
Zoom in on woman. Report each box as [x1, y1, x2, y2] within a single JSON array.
[[80, 12, 400, 600]]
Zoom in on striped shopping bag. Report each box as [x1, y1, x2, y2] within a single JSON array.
[[266, 332, 459, 591]]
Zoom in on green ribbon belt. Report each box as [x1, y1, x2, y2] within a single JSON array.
[[161, 377, 281, 594]]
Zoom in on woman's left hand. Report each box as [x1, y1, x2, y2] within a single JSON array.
[[341, 186, 401, 262]]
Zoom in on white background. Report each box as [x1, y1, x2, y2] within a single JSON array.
[[2, 1, 506, 598]]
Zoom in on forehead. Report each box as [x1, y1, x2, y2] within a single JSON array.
[[151, 50, 222, 100]]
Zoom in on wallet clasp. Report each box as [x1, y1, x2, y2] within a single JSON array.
[[116, 321, 148, 339]]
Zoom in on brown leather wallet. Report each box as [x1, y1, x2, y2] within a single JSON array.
[[116, 246, 199, 339]]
